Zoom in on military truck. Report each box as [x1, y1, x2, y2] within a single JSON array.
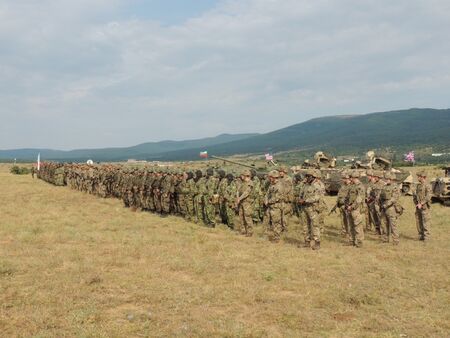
[[431, 166, 450, 206]]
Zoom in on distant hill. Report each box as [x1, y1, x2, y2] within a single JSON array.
[[149, 108, 450, 161], [1, 108, 449, 162], [0, 133, 258, 161]]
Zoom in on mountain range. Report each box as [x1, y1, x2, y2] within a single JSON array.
[[1, 108, 449, 162]]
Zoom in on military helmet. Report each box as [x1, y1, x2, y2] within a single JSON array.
[[241, 169, 252, 177], [278, 165, 288, 173], [350, 171, 361, 178], [268, 170, 279, 178], [384, 172, 396, 180], [416, 170, 427, 177], [341, 170, 350, 179], [373, 170, 384, 178], [366, 169, 374, 177]]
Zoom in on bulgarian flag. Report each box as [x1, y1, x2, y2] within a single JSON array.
[[199, 151, 208, 158], [37, 153, 41, 171]]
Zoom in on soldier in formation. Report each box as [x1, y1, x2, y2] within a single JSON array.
[[37, 161, 426, 248], [413, 170, 432, 241]]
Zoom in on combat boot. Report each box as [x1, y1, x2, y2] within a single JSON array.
[[312, 240, 320, 250]]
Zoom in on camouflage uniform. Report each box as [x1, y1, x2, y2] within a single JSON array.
[[413, 171, 432, 241], [301, 170, 325, 249], [237, 170, 254, 236], [346, 172, 366, 247], [203, 170, 219, 227], [380, 172, 403, 244], [160, 173, 174, 215], [366, 170, 384, 235], [223, 174, 238, 228], [336, 172, 350, 236], [278, 167, 294, 233], [265, 170, 284, 242]]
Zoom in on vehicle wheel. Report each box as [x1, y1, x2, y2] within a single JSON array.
[[401, 184, 410, 195]]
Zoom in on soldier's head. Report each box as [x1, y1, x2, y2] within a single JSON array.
[[278, 165, 288, 177], [241, 169, 252, 182], [226, 173, 234, 183], [341, 170, 351, 184], [250, 168, 257, 178], [195, 170, 203, 180], [218, 169, 226, 179], [206, 168, 214, 177], [350, 170, 361, 183], [268, 170, 279, 184], [187, 171, 194, 180], [384, 171, 396, 184], [416, 170, 427, 183]]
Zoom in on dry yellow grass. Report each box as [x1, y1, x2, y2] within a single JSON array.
[[0, 164, 449, 337]]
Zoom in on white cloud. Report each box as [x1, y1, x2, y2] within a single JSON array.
[[0, 0, 449, 149]]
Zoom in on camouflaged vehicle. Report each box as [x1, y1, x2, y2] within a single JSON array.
[[292, 151, 410, 195], [431, 166, 450, 206]]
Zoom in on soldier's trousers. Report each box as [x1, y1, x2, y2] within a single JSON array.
[[252, 198, 263, 223], [367, 203, 382, 234], [281, 202, 292, 233], [194, 195, 203, 223], [267, 205, 283, 242], [339, 207, 349, 236], [304, 205, 321, 243], [225, 204, 236, 228], [154, 195, 162, 213], [296, 206, 307, 230], [219, 201, 227, 224], [178, 195, 187, 217], [186, 196, 195, 221], [238, 201, 254, 235], [146, 195, 155, 211], [161, 193, 171, 214], [415, 207, 431, 240], [348, 208, 364, 246], [382, 208, 400, 244], [203, 198, 216, 226]]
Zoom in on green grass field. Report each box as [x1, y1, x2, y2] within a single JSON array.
[[0, 164, 449, 337]]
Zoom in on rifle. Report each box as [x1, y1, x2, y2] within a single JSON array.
[[328, 203, 338, 216]]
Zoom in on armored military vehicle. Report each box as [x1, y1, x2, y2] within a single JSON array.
[[431, 166, 450, 206]]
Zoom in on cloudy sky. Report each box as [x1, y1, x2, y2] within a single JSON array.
[[1, 0, 449, 150]]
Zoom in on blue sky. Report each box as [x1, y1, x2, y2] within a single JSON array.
[[1, 0, 450, 150]]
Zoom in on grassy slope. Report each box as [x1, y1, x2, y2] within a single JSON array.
[[0, 165, 449, 337]]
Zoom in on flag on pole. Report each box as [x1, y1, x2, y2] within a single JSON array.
[[37, 153, 41, 171], [265, 153, 273, 161], [404, 151, 415, 163], [199, 151, 208, 158]]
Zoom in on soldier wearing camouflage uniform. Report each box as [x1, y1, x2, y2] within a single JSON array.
[[335, 170, 351, 237], [236, 170, 254, 236], [298, 169, 325, 250], [366, 170, 385, 235], [380, 172, 403, 245], [346, 171, 366, 247], [223, 173, 238, 229], [264, 170, 284, 243], [413, 170, 432, 241], [278, 166, 294, 233]]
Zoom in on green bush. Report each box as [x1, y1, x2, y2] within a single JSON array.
[[10, 165, 31, 175]]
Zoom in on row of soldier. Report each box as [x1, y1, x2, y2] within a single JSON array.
[[36, 162, 432, 250]]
